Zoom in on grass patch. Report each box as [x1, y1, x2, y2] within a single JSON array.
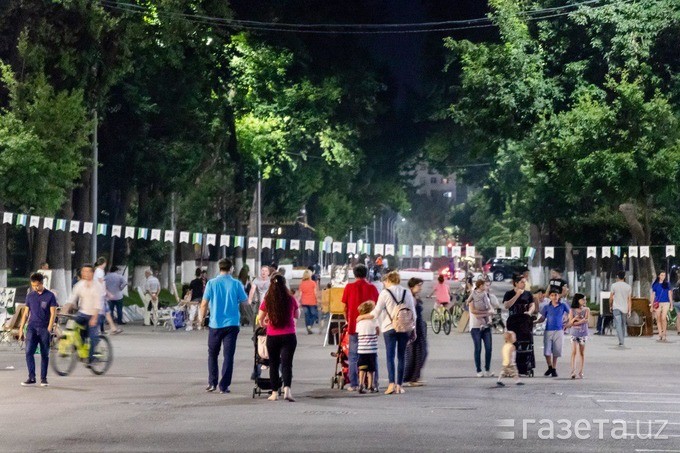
[[123, 288, 180, 308]]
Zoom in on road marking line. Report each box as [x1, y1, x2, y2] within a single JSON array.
[[635, 450, 680, 452], [605, 410, 680, 414], [598, 400, 680, 404], [590, 391, 679, 396]]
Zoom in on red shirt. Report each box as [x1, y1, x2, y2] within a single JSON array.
[[342, 279, 379, 335]]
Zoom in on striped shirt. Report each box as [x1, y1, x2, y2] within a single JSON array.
[[356, 319, 379, 354]]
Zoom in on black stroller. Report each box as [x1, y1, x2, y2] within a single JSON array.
[[506, 313, 535, 377], [251, 326, 283, 398]]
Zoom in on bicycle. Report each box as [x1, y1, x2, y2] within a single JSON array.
[[448, 296, 465, 328], [51, 317, 113, 376], [430, 303, 452, 335]]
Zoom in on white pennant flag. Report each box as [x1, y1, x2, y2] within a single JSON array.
[[640, 245, 650, 258], [451, 246, 462, 257], [248, 237, 258, 249], [587, 246, 597, 259], [261, 238, 272, 249], [424, 245, 435, 257], [164, 230, 175, 243], [375, 244, 385, 255], [83, 222, 93, 234], [666, 245, 675, 258], [124, 226, 135, 239], [220, 234, 230, 247], [43, 217, 54, 230], [151, 229, 161, 241], [332, 242, 342, 253], [29, 216, 40, 228], [179, 231, 190, 243], [206, 234, 216, 246], [496, 246, 507, 258], [628, 246, 638, 258], [2, 212, 13, 224], [511, 246, 521, 258], [347, 242, 357, 254], [544, 247, 555, 259], [385, 244, 395, 256], [601, 246, 611, 258], [290, 239, 300, 251], [69, 220, 81, 233], [305, 240, 315, 251], [413, 245, 423, 257], [111, 225, 122, 237], [466, 245, 476, 257]]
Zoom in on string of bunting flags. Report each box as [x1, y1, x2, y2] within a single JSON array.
[[2, 212, 678, 258]]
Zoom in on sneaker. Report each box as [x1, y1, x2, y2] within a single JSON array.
[[40, 379, 49, 387], [306, 326, 313, 335], [476, 372, 484, 377], [186, 326, 194, 331], [484, 371, 494, 377], [21, 379, 36, 386], [359, 386, 366, 394], [516, 382, 525, 386], [551, 368, 558, 378], [206, 385, 216, 392], [346, 386, 357, 392], [496, 381, 506, 387], [544, 367, 553, 376], [219, 388, 230, 394]]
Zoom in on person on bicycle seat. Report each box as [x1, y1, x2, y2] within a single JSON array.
[[429, 275, 451, 307], [68, 265, 102, 365]]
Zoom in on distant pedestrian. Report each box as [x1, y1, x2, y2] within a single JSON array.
[[104, 266, 127, 325], [95, 257, 121, 335], [18, 273, 58, 387], [567, 293, 590, 379], [258, 274, 299, 402], [187, 268, 206, 331], [298, 270, 319, 334], [651, 271, 672, 342], [536, 289, 570, 377], [468, 279, 494, 377], [200, 258, 247, 394], [610, 271, 632, 347], [237, 266, 252, 327], [404, 278, 428, 386], [548, 268, 569, 299], [496, 331, 523, 387], [143, 269, 161, 327], [248, 266, 271, 330]]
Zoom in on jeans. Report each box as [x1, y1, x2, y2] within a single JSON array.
[[208, 326, 240, 391], [383, 329, 409, 385], [470, 327, 493, 373], [302, 305, 318, 328], [74, 313, 99, 363], [613, 309, 627, 345], [266, 333, 297, 389], [108, 299, 124, 324], [25, 326, 50, 380]]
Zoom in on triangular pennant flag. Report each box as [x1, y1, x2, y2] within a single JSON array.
[[640, 246, 650, 258], [375, 244, 385, 255], [248, 237, 258, 249], [305, 240, 315, 251], [363, 243, 371, 255], [138, 228, 149, 240], [438, 246, 448, 257], [276, 238, 286, 250], [385, 244, 395, 256], [164, 230, 175, 243], [16, 214, 27, 226], [206, 234, 216, 246], [666, 245, 675, 258], [601, 246, 611, 258], [124, 226, 135, 239], [69, 220, 80, 233], [628, 246, 638, 258], [179, 231, 190, 243], [424, 245, 435, 257], [400, 245, 410, 257], [150, 229, 161, 241], [466, 245, 475, 257], [413, 245, 423, 257], [192, 232, 203, 244], [55, 219, 67, 231], [96, 223, 107, 236], [290, 239, 300, 251], [586, 246, 597, 259], [262, 238, 272, 249], [511, 246, 521, 258], [111, 225, 122, 237], [2, 212, 13, 224], [332, 242, 342, 253], [525, 247, 536, 260], [29, 216, 40, 228], [451, 246, 462, 257], [83, 222, 93, 234], [220, 234, 230, 247], [612, 246, 621, 257], [496, 246, 507, 258], [43, 217, 54, 230], [235, 236, 245, 248], [544, 247, 555, 259], [347, 242, 357, 254]]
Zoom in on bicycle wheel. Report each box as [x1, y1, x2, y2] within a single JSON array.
[[51, 338, 77, 376], [443, 310, 452, 335], [89, 335, 113, 375], [450, 306, 462, 328], [430, 309, 441, 334]]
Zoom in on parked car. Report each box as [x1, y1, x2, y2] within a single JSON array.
[[484, 258, 528, 282]]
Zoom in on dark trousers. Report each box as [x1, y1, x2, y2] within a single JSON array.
[[25, 326, 50, 380], [266, 333, 297, 390], [74, 313, 99, 363], [383, 329, 409, 385], [108, 299, 124, 324], [470, 327, 493, 373], [208, 326, 240, 391]]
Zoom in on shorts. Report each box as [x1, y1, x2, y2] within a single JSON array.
[[570, 335, 588, 344], [436, 302, 450, 308], [543, 330, 564, 358], [500, 364, 519, 379], [358, 353, 377, 372]]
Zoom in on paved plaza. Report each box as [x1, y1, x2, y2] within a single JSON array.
[[2, 281, 680, 452]]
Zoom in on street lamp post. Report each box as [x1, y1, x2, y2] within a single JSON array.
[[91, 109, 98, 262]]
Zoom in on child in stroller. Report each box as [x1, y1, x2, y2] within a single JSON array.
[[251, 326, 283, 398], [330, 325, 350, 389]]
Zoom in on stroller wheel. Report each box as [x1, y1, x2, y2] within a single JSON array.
[[339, 376, 345, 389], [252, 388, 256, 398], [331, 377, 336, 389]]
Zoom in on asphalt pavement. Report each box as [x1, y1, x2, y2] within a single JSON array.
[[1, 278, 679, 452]]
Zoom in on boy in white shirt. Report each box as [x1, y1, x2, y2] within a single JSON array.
[[356, 301, 379, 394]]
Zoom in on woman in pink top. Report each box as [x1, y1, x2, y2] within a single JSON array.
[[258, 274, 300, 402], [429, 275, 451, 307]]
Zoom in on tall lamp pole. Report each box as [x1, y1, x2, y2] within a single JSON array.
[[91, 109, 98, 261], [256, 167, 262, 274]]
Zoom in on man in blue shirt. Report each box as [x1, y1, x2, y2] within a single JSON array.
[[18, 273, 58, 387], [200, 258, 248, 394], [537, 289, 570, 377]]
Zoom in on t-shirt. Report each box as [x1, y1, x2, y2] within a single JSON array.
[[610, 281, 632, 313], [104, 272, 127, 301], [370, 285, 417, 333], [549, 277, 568, 295], [651, 281, 670, 303], [145, 276, 161, 294], [25, 289, 58, 328], [299, 279, 318, 306], [342, 279, 379, 335], [503, 290, 533, 317], [540, 302, 571, 331], [94, 267, 107, 310], [501, 342, 516, 367], [569, 307, 590, 337], [259, 296, 298, 336], [203, 274, 247, 328], [252, 278, 270, 303], [433, 282, 451, 303], [189, 278, 205, 301], [69, 280, 105, 316], [356, 318, 379, 354]]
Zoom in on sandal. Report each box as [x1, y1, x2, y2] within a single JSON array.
[[384, 384, 395, 395]]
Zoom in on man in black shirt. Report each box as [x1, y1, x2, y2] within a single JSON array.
[[548, 269, 569, 298], [187, 269, 207, 330]]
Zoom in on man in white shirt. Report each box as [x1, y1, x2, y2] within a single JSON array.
[[610, 270, 632, 347], [144, 269, 161, 326], [69, 265, 102, 364]]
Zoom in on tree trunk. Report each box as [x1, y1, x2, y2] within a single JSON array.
[[565, 242, 575, 293], [0, 202, 7, 286], [73, 169, 92, 267], [48, 196, 74, 303], [180, 242, 196, 284], [619, 202, 654, 298], [529, 223, 543, 287], [31, 226, 50, 271]]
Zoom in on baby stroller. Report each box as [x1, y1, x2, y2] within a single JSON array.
[[330, 325, 350, 389], [251, 326, 282, 398]]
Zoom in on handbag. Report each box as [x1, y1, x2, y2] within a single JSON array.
[[257, 335, 269, 359]]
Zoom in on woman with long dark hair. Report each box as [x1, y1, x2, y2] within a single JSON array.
[[258, 274, 299, 401], [651, 271, 672, 342], [404, 278, 428, 386]]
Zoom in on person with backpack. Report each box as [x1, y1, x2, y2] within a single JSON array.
[[366, 271, 416, 395], [468, 279, 495, 377]]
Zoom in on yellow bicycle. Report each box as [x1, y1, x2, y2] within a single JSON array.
[[51, 318, 113, 376]]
